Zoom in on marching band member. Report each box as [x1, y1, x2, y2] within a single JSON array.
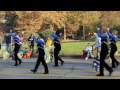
[[10, 30, 22, 66], [31, 33, 49, 74], [96, 28, 113, 76], [52, 32, 64, 67], [107, 28, 119, 68]]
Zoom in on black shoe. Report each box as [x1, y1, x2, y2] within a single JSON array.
[[43, 72, 49, 74], [112, 66, 116, 68], [19, 60, 22, 65], [53, 65, 58, 67], [108, 69, 113, 76], [96, 74, 104, 76], [14, 63, 18, 66], [116, 62, 120, 68], [61, 61, 64, 66], [31, 70, 36, 73], [12, 56, 15, 61]]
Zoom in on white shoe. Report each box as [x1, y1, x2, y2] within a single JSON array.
[[91, 55, 94, 58], [85, 57, 88, 60]]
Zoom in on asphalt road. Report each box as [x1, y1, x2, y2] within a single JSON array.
[[0, 58, 120, 79]]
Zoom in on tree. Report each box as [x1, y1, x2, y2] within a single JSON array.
[[4, 11, 18, 32], [5, 11, 120, 39], [0, 11, 5, 33], [67, 11, 100, 40], [0, 11, 5, 22], [15, 11, 43, 32]]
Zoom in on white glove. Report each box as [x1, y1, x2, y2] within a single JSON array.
[[107, 28, 110, 31], [97, 28, 100, 30], [10, 30, 12, 32], [59, 33, 62, 36]]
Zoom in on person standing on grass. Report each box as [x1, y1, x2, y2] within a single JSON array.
[[20, 34, 24, 50], [28, 34, 34, 57], [92, 33, 101, 60], [45, 37, 54, 63], [107, 28, 119, 68], [31, 33, 49, 74], [46, 37, 52, 47], [52, 31, 64, 67], [0, 36, 2, 50], [4, 32, 12, 56], [96, 28, 113, 76]]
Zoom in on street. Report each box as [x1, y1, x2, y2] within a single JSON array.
[[0, 58, 120, 79]]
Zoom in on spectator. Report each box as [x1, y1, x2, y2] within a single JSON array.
[[92, 33, 101, 60], [45, 37, 53, 63], [4, 32, 12, 55], [85, 43, 94, 60], [46, 37, 52, 47], [0, 36, 2, 50], [28, 34, 34, 56], [20, 34, 24, 50]]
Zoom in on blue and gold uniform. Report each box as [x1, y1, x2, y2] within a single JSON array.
[[31, 34, 49, 74], [108, 31, 119, 68], [52, 32, 64, 67], [96, 28, 113, 76], [10, 31, 22, 66]]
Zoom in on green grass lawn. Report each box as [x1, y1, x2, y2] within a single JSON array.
[[60, 41, 94, 55], [21, 41, 95, 56], [60, 41, 120, 56], [1, 40, 120, 57], [11, 40, 120, 56]]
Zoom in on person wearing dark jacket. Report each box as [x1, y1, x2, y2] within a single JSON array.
[[96, 28, 113, 76], [0, 36, 2, 50], [107, 28, 119, 68], [31, 33, 49, 74], [28, 34, 34, 56], [52, 32, 64, 67], [4, 32, 12, 55], [10, 30, 22, 66]]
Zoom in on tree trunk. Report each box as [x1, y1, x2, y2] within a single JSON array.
[[83, 24, 85, 40], [64, 26, 66, 40], [99, 16, 102, 29]]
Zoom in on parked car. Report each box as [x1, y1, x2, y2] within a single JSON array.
[[74, 35, 80, 40]]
